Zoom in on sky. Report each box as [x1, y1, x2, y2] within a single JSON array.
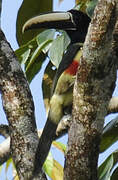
[[1, 0, 118, 179]]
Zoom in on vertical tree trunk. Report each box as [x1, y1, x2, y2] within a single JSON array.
[[64, 0, 118, 179]]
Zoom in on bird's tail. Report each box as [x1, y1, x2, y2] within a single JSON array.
[[33, 119, 57, 175]]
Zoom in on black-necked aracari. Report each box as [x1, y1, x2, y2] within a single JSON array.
[[23, 10, 91, 173]]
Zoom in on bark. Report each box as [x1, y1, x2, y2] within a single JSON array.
[[0, 30, 47, 180], [64, 0, 118, 180], [0, 114, 71, 167], [0, 93, 117, 167]]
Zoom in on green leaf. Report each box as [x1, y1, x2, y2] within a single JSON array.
[[86, 0, 98, 17], [36, 29, 56, 46], [25, 39, 52, 72], [98, 155, 113, 180], [75, 0, 97, 17], [100, 116, 118, 153], [15, 37, 37, 64], [26, 52, 46, 83], [48, 32, 70, 68], [112, 150, 118, 168], [99, 171, 110, 180], [48, 35, 64, 68], [43, 152, 53, 178], [16, 0, 53, 45], [59, 31, 70, 52], [5, 158, 12, 173], [75, 0, 88, 12], [111, 167, 118, 180], [16, 30, 55, 83], [26, 29, 56, 72], [43, 152, 63, 180], [52, 141, 66, 153], [21, 49, 31, 64], [98, 150, 118, 180], [37, 29, 56, 54], [42, 31, 70, 112], [15, 37, 46, 83]]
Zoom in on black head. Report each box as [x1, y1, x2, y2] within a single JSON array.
[[66, 10, 91, 43]]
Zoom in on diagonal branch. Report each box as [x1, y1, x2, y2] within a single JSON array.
[[0, 30, 47, 180], [0, 114, 71, 167]]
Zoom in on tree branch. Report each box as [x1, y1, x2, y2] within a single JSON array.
[[0, 30, 47, 180], [0, 114, 71, 168], [64, 0, 118, 180], [1, 92, 118, 167]]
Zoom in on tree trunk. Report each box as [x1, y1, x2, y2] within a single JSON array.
[[0, 30, 47, 180], [64, 0, 118, 179]]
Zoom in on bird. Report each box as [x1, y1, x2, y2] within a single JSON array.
[[23, 9, 91, 175]]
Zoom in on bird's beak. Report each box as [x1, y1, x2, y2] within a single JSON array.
[[22, 11, 76, 33]]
